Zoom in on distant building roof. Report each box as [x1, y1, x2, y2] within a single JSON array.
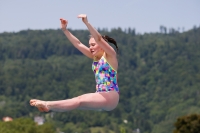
[[34, 116, 45, 125], [2, 116, 13, 122]]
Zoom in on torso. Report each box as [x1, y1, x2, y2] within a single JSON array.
[[92, 55, 119, 93]]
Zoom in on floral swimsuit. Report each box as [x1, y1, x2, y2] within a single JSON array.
[[92, 56, 119, 93]]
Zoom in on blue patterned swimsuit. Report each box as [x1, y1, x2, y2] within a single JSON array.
[[92, 56, 119, 93]]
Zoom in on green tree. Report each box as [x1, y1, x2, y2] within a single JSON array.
[[0, 117, 55, 133], [173, 114, 200, 133]]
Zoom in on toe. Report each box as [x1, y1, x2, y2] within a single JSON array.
[[30, 99, 40, 106]]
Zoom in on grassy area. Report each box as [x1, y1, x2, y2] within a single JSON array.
[[90, 127, 115, 133]]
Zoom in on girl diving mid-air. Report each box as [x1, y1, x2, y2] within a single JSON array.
[[30, 14, 120, 112]]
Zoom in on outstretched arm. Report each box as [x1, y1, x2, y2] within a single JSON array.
[[60, 18, 93, 59], [77, 14, 116, 57]]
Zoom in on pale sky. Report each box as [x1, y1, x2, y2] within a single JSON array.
[[0, 0, 200, 34]]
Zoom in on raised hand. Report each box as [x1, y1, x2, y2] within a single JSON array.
[[60, 18, 68, 30], [77, 14, 88, 24]]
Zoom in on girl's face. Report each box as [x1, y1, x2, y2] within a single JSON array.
[[89, 38, 103, 56]]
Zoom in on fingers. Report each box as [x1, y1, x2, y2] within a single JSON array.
[[77, 14, 88, 24], [60, 18, 67, 25], [60, 14, 87, 22], [60, 14, 87, 24], [77, 14, 87, 18]]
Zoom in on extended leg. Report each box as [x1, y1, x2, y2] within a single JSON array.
[[30, 91, 119, 112]]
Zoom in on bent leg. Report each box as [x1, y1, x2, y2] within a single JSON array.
[[30, 91, 119, 112]]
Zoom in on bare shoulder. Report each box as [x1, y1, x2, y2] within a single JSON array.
[[104, 53, 118, 71]]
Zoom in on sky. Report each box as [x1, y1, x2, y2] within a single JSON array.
[[0, 0, 200, 34]]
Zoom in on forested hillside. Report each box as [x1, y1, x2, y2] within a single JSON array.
[[0, 26, 200, 133]]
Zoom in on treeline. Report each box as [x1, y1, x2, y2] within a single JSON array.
[[0, 26, 200, 133], [0, 118, 55, 133]]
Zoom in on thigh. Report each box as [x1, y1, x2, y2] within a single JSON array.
[[76, 91, 119, 111]]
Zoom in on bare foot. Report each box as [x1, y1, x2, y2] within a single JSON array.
[[30, 99, 49, 112]]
